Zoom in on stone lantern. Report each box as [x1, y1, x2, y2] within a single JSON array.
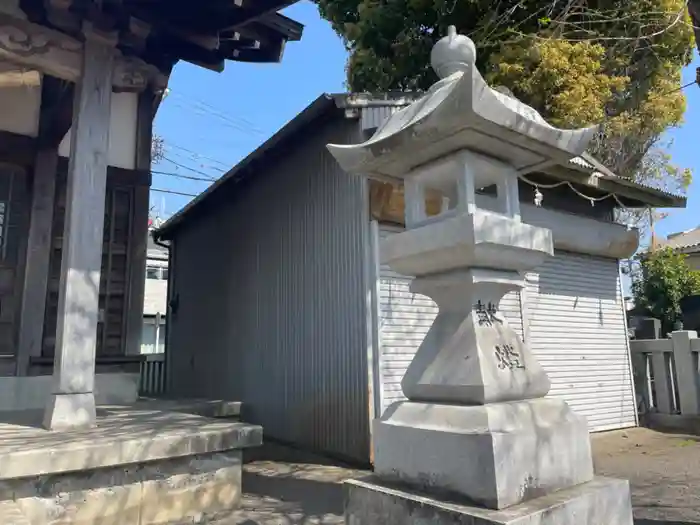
[[327, 26, 633, 525]]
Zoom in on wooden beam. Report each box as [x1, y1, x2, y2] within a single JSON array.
[[16, 148, 58, 376], [0, 13, 166, 91], [124, 90, 153, 356], [230, 38, 284, 62], [256, 12, 303, 41], [37, 75, 75, 148], [43, 27, 115, 431], [156, 34, 225, 72], [14, 74, 74, 374], [216, 0, 298, 30]]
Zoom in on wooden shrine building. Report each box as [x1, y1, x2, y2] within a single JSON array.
[[0, 0, 302, 429]]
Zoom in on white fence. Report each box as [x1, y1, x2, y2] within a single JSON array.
[[630, 331, 700, 417], [139, 353, 166, 397]]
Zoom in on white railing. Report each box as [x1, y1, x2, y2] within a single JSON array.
[[139, 353, 166, 397], [630, 331, 700, 417]]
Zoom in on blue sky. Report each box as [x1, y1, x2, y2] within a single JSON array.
[[151, 1, 347, 218], [152, 0, 700, 243], [655, 50, 700, 240]]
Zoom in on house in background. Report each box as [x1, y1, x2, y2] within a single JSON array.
[[659, 227, 700, 270], [142, 233, 168, 354], [154, 93, 685, 464]]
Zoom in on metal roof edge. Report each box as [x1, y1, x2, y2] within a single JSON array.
[[598, 174, 686, 208], [155, 93, 340, 239], [566, 154, 686, 208], [338, 91, 422, 108]]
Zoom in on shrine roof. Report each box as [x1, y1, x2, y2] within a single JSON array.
[[18, 0, 303, 73]]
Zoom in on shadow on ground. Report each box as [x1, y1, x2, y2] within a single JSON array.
[[217, 433, 700, 524], [636, 521, 699, 525], [213, 442, 365, 524]]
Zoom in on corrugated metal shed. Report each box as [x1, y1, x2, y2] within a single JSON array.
[[166, 115, 372, 463]]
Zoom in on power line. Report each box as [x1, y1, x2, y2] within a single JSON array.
[[161, 155, 218, 180], [170, 101, 263, 136], [169, 93, 264, 135], [151, 188, 199, 197], [604, 77, 699, 118], [166, 149, 226, 172], [151, 170, 215, 182], [649, 78, 698, 100], [166, 143, 232, 169]]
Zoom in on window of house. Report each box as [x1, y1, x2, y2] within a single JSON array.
[[146, 266, 161, 280]]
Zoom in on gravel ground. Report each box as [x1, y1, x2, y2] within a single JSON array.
[[592, 427, 700, 524], [214, 428, 700, 524], [221, 443, 365, 524]]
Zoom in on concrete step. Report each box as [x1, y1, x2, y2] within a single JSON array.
[[0, 500, 30, 525], [137, 398, 242, 419]]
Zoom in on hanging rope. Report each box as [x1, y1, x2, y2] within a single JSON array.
[[518, 173, 628, 208]]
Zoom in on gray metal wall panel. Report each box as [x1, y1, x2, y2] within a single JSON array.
[[361, 106, 402, 132], [167, 116, 370, 462]]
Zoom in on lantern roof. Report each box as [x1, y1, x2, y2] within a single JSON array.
[[327, 26, 598, 179]]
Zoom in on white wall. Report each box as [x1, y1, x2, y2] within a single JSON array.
[[144, 278, 168, 316], [59, 91, 138, 170], [0, 374, 139, 411], [0, 64, 41, 137], [141, 317, 165, 354]]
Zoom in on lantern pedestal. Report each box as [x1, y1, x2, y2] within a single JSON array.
[[345, 476, 633, 525], [372, 399, 595, 511]]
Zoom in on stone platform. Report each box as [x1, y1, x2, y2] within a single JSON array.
[[345, 476, 634, 525], [0, 402, 261, 524], [374, 399, 594, 509]]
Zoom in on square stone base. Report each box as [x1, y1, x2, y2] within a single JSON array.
[[2, 450, 243, 525], [345, 476, 634, 525], [374, 398, 594, 509], [0, 407, 262, 524]]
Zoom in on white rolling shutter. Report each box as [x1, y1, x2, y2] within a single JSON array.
[[376, 227, 636, 432], [525, 252, 636, 432], [377, 226, 523, 413]]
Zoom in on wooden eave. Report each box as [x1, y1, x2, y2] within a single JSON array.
[[18, 0, 303, 74]]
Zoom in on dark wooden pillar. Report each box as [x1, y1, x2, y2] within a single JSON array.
[[124, 90, 153, 356], [16, 148, 58, 375]]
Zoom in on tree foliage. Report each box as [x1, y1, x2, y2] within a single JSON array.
[[632, 247, 700, 332], [316, 0, 695, 192]]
